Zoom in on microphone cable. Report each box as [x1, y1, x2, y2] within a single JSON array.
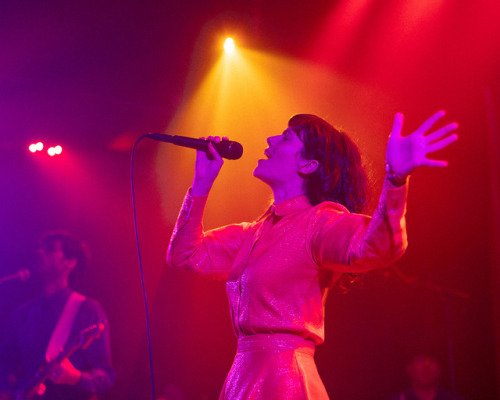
[[130, 135, 156, 400]]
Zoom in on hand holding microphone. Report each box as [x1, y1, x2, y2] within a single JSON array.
[[146, 133, 243, 196], [191, 136, 227, 196], [146, 133, 243, 160]]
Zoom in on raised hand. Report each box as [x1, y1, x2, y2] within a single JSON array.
[[385, 110, 459, 178], [191, 136, 227, 196]]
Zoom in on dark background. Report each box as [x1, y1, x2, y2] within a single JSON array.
[[1, 1, 499, 399]]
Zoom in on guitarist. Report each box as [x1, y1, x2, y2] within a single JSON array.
[[0, 231, 115, 400]]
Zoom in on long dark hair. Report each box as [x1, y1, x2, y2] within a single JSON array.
[[288, 114, 370, 213]]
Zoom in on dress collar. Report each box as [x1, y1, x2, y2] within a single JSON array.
[[273, 195, 312, 216]]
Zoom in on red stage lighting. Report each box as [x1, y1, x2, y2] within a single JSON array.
[[29, 142, 44, 153], [47, 145, 63, 156]]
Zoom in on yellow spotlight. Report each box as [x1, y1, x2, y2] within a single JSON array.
[[224, 37, 235, 54]]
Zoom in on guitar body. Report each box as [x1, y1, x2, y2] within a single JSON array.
[[9, 323, 104, 400]]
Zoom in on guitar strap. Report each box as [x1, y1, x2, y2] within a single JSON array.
[[45, 292, 86, 361]]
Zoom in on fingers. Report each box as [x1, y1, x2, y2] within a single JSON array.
[[415, 110, 446, 136], [427, 133, 458, 154], [207, 135, 228, 142], [206, 136, 223, 161], [424, 122, 459, 143], [206, 142, 221, 160], [390, 112, 404, 138], [423, 117, 458, 159], [198, 136, 223, 161], [423, 158, 448, 168], [422, 117, 458, 167]]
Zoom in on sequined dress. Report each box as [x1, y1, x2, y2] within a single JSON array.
[[167, 180, 408, 399]]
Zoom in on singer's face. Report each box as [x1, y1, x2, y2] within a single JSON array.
[[253, 128, 305, 189], [33, 240, 73, 281]]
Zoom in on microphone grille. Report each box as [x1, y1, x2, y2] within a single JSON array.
[[227, 141, 243, 160], [213, 140, 243, 160]]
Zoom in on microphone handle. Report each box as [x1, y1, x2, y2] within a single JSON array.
[[171, 135, 210, 151], [146, 133, 243, 160], [145, 134, 210, 151]]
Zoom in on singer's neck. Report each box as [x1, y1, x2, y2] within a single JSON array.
[[42, 278, 69, 297], [272, 184, 307, 205]]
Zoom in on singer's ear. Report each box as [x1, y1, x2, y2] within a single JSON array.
[[298, 158, 319, 175], [63, 257, 77, 274]]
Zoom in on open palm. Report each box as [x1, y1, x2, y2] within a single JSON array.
[[386, 110, 459, 176]]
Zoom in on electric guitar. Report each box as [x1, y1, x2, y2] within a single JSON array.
[[12, 322, 105, 400]]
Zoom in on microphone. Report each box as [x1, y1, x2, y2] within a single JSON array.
[[146, 133, 243, 160], [0, 269, 31, 285]]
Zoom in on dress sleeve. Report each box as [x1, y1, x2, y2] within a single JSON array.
[[310, 178, 408, 272], [166, 189, 249, 280]]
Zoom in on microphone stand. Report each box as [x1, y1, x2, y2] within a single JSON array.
[[389, 266, 470, 394]]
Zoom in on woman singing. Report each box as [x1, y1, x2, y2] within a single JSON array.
[[166, 111, 458, 399]]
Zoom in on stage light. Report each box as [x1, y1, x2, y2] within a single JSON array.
[[29, 142, 44, 153], [47, 145, 62, 156], [224, 38, 235, 54]]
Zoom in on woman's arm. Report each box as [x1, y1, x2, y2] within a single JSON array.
[[312, 111, 458, 272], [166, 189, 248, 279], [166, 137, 247, 279]]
